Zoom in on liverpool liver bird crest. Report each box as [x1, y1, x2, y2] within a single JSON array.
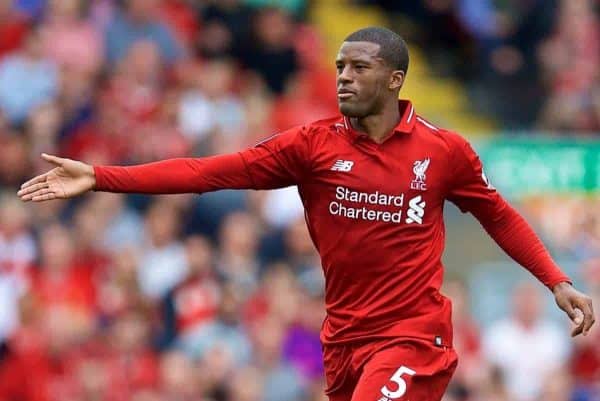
[[413, 158, 430, 183]]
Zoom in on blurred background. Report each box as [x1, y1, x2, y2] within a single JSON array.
[[0, 0, 598, 400]]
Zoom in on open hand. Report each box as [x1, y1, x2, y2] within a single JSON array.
[[18, 154, 96, 202]]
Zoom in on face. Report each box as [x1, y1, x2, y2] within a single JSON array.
[[512, 282, 542, 326], [335, 41, 403, 118]]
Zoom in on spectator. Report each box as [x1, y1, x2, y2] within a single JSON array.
[[244, 0, 306, 17], [0, 0, 30, 60], [107, 39, 165, 124], [81, 192, 145, 253], [96, 247, 143, 320], [61, 93, 133, 165], [103, 308, 160, 401], [177, 58, 246, 149], [138, 199, 189, 300], [180, 280, 252, 366], [104, 0, 184, 66], [483, 281, 571, 401], [161, 235, 220, 349], [282, 284, 325, 385], [196, 0, 253, 60], [215, 211, 261, 293], [39, 0, 104, 76], [159, 0, 198, 48], [28, 223, 97, 334], [443, 278, 484, 398], [477, 365, 510, 401], [158, 349, 202, 400], [226, 365, 265, 401], [537, 0, 600, 132], [270, 70, 338, 132], [250, 314, 305, 401], [282, 216, 322, 294], [25, 102, 62, 163], [0, 194, 35, 343], [239, 7, 299, 94], [0, 30, 58, 125], [0, 306, 87, 401], [0, 133, 31, 187]]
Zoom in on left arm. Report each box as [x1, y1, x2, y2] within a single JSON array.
[[446, 132, 595, 336]]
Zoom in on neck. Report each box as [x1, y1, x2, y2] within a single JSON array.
[[350, 99, 400, 143]]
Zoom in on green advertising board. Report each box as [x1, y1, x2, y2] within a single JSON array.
[[475, 138, 600, 198]]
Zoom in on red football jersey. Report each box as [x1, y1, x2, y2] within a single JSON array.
[[94, 100, 570, 347]]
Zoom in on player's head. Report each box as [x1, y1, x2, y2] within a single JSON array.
[[336, 27, 409, 118]]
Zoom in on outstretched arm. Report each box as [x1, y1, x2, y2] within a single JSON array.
[[93, 154, 255, 194], [19, 126, 312, 201], [447, 132, 595, 337], [472, 198, 594, 337]]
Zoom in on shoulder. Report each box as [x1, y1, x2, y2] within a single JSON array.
[[414, 116, 464, 143], [306, 115, 344, 132], [411, 115, 465, 154], [286, 116, 343, 141]]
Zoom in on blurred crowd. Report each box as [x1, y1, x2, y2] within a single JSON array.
[[0, 0, 598, 401], [367, 0, 600, 130]]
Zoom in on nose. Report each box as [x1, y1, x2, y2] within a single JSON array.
[[337, 65, 353, 84]]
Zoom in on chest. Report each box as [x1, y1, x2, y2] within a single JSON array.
[[309, 135, 449, 206]]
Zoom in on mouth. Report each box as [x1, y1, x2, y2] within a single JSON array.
[[337, 88, 356, 100]]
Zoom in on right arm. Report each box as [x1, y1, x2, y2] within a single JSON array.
[[18, 126, 312, 201], [95, 153, 260, 194]]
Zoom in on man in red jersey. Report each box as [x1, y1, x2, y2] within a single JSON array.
[[18, 27, 595, 401]]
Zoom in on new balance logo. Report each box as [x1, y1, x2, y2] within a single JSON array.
[[331, 160, 354, 172], [406, 195, 426, 224]]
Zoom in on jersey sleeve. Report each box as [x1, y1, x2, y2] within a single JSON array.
[[94, 125, 312, 194], [446, 132, 500, 215], [239, 125, 312, 189], [445, 132, 571, 290]]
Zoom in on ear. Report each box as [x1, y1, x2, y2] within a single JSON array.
[[389, 70, 405, 91]]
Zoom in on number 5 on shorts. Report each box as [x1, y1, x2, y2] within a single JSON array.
[[380, 366, 416, 399]]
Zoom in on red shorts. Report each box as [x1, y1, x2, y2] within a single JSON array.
[[323, 338, 458, 401]]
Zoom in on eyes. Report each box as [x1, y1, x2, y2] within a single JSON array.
[[336, 63, 369, 74]]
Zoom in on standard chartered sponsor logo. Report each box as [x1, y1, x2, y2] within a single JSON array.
[[405, 195, 425, 224], [335, 186, 405, 206], [328, 187, 428, 224], [329, 186, 404, 223]]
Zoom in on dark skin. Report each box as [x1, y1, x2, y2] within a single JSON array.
[[336, 41, 405, 143], [335, 40, 595, 336], [16, 40, 597, 338]]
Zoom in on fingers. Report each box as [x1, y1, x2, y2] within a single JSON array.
[[18, 181, 50, 200], [31, 188, 57, 202], [580, 298, 596, 336], [569, 296, 596, 337], [41, 153, 66, 167], [20, 172, 49, 191], [20, 186, 56, 202], [559, 300, 584, 337], [561, 301, 581, 324], [571, 308, 585, 337]]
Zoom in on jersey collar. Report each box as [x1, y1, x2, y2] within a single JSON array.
[[339, 100, 416, 141], [394, 99, 416, 134]]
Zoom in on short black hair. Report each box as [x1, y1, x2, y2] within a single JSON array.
[[344, 27, 409, 74]]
